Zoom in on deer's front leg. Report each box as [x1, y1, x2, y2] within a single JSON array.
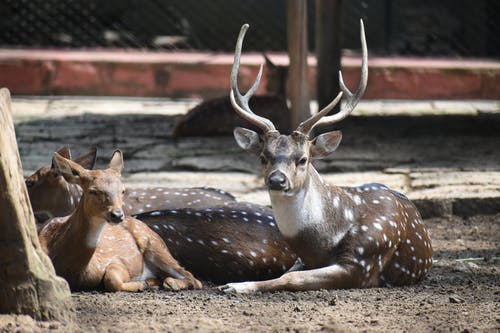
[[103, 263, 145, 292], [219, 264, 356, 293]]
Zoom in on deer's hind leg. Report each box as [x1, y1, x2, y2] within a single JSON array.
[[143, 234, 203, 290], [103, 263, 145, 292]]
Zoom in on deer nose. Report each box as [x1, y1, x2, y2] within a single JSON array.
[[268, 171, 289, 191], [108, 209, 124, 223]]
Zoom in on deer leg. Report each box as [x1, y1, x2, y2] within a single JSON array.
[[144, 242, 202, 290], [103, 263, 145, 292], [219, 264, 358, 293]]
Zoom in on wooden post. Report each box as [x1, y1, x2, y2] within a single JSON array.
[[0, 88, 73, 321], [316, 0, 343, 110], [287, 0, 311, 128]]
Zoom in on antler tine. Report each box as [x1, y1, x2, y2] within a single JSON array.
[[297, 19, 368, 136], [230, 24, 276, 132], [296, 91, 343, 135]]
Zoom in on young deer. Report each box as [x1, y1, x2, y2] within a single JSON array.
[[38, 150, 202, 291], [26, 146, 97, 223], [27, 147, 236, 224], [220, 21, 433, 293]]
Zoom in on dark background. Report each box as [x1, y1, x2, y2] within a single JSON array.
[[0, 0, 498, 57]]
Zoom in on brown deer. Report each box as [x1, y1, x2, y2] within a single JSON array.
[[27, 147, 237, 224], [26, 146, 97, 223], [219, 21, 433, 293], [38, 150, 202, 291], [173, 54, 290, 137]]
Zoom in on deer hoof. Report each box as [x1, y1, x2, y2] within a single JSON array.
[[217, 282, 256, 294], [163, 277, 182, 290], [163, 277, 203, 291]]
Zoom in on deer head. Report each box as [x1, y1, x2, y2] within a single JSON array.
[[26, 146, 97, 222], [52, 150, 125, 224], [231, 21, 368, 195]]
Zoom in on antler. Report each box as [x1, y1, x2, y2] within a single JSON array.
[[297, 19, 368, 136], [230, 24, 276, 133]]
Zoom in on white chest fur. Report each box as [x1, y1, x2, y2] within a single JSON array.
[[270, 187, 325, 238]]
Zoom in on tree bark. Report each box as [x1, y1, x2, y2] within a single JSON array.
[[287, 0, 311, 129], [316, 0, 343, 111], [0, 88, 73, 321]]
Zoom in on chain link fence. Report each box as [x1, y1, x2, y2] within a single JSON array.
[[0, 0, 498, 57]]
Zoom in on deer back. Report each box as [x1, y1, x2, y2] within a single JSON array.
[[135, 202, 297, 284], [123, 186, 236, 215], [172, 55, 291, 137]]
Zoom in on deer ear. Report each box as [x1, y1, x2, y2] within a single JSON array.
[[263, 53, 277, 70], [74, 146, 97, 170], [233, 127, 262, 153], [56, 146, 72, 160], [108, 150, 124, 174], [310, 131, 342, 159], [52, 152, 87, 184]]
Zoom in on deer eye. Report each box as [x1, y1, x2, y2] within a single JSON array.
[[296, 157, 307, 166], [260, 155, 268, 164], [89, 189, 98, 196]]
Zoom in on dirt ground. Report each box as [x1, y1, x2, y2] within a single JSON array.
[[1, 214, 498, 333], [2, 98, 498, 332]]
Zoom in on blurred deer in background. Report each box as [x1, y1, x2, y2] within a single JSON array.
[[30, 147, 297, 283], [220, 21, 433, 293], [26, 146, 96, 223], [38, 150, 202, 291], [173, 54, 290, 136]]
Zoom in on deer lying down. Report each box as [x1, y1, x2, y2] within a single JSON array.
[[38, 150, 201, 291], [219, 21, 433, 293], [26, 146, 97, 223], [27, 147, 237, 224], [135, 202, 297, 284], [172, 54, 290, 137], [29, 148, 297, 284]]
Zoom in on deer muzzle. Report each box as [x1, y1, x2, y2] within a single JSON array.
[[267, 170, 290, 192], [108, 208, 125, 224]]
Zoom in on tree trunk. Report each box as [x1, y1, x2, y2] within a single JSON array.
[[287, 0, 311, 129], [0, 88, 73, 322], [316, 0, 343, 111]]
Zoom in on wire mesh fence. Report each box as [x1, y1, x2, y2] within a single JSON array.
[[0, 0, 498, 57]]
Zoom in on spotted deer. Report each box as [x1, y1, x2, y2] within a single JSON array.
[[135, 202, 297, 283], [173, 53, 290, 137], [38, 150, 202, 291], [220, 21, 433, 293], [27, 147, 237, 224], [26, 146, 97, 223]]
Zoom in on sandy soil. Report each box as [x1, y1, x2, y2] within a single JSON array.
[[1, 214, 498, 333]]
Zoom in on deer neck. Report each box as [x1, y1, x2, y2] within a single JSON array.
[[52, 182, 81, 217], [65, 182, 82, 211], [269, 165, 356, 268], [51, 197, 107, 274], [270, 165, 345, 238]]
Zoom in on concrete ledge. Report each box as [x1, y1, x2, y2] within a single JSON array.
[[1, 49, 499, 99]]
